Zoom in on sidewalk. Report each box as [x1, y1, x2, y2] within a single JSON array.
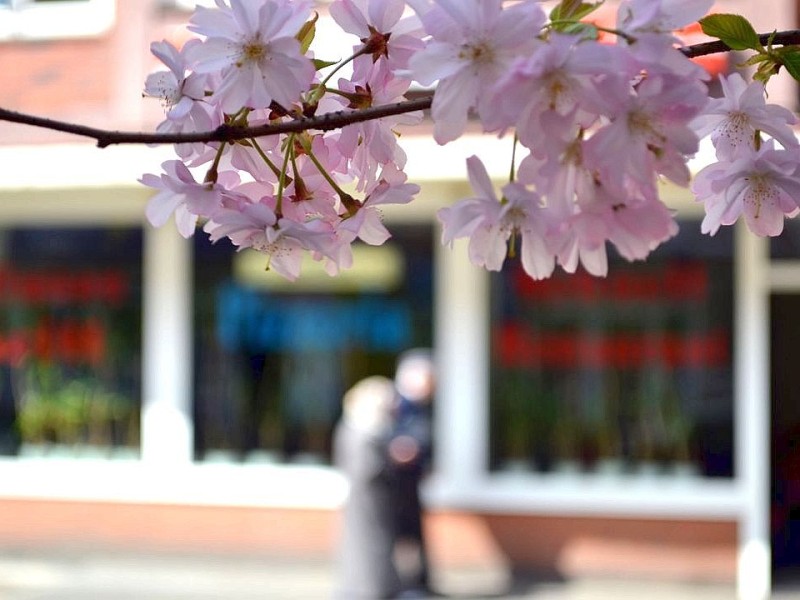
[[0, 547, 755, 600]]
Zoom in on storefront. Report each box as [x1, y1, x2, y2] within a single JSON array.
[[0, 137, 793, 599]]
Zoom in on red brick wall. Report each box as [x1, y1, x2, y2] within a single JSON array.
[[428, 512, 737, 582], [0, 499, 340, 557], [0, 499, 738, 582], [0, 38, 112, 116], [0, 2, 192, 144]]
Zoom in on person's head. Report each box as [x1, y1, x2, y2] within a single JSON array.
[[342, 375, 395, 433], [394, 348, 435, 405]]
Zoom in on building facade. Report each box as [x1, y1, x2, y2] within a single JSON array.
[[0, 1, 798, 599]]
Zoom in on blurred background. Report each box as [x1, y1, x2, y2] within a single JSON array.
[[0, 1, 799, 598]]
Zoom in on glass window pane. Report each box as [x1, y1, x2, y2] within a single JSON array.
[[0, 227, 143, 458], [770, 219, 800, 259], [489, 222, 735, 478], [192, 225, 434, 464]]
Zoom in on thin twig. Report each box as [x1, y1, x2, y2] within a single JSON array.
[[1, 30, 799, 148], [679, 30, 800, 58], [0, 97, 431, 148]]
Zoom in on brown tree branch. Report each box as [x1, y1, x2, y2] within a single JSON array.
[[679, 29, 800, 59], [0, 97, 433, 148], [1, 30, 799, 148]]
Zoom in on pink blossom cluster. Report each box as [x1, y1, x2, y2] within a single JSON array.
[[140, 0, 797, 281], [432, 0, 714, 278], [142, 0, 423, 280], [691, 73, 800, 236]]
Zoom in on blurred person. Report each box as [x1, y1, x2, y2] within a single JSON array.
[[333, 376, 401, 600], [389, 349, 435, 597]]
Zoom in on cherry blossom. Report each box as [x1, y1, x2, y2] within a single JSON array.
[[144, 40, 207, 120], [584, 73, 706, 191], [205, 199, 343, 280], [187, 0, 316, 112], [485, 34, 617, 146], [140, 160, 241, 238], [408, 0, 546, 144], [692, 141, 800, 236], [617, 0, 714, 35], [337, 164, 420, 245], [332, 62, 421, 190], [131, 0, 800, 283], [438, 156, 555, 279], [330, 0, 424, 79], [144, 39, 219, 160], [692, 72, 799, 161], [277, 140, 345, 223]]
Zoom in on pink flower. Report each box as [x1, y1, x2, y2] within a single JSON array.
[[545, 174, 678, 276], [692, 72, 798, 161], [337, 164, 420, 245], [617, 0, 713, 34], [438, 156, 555, 279], [281, 138, 344, 223], [486, 34, 616, 144], [144, 39, 218, 160], [585, 74, 705, 191], [145, 40, 205, 119], [334, 62, 421, 190], [227, 124, 282, 183], [140, 160, 240, 238], [330, 0, 424, 78], [205, 200, 342, 280], [552, 207, 612, 277], [187, 0, 315, 112], [606, 199, 679, 262], [692, 141, 800, 237], [408, 0, 546, 144]]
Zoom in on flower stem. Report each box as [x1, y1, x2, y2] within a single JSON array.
[[303, 138, 351, 201], [509, 133, 519, 183], [309, 48, 369, 105], [547, 20, 637, 44], [204, 107, 250, 183], [320, 48, 367, 88], [276, 134, 295, 216], [204, 141, 227, 184], [250, 138, 282, 179]]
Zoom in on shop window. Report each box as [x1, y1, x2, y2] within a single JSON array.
[[192, 224, 433, 464], [0, 0, 114, 41], [770, 219, 800, 259], [489, 222, 735, 478], [0, 228, 143, 458]]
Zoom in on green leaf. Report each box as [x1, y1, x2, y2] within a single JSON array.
[[550, 0, 603, 25], [739, 53, 771, 67], [550, 0, 581, 21], [561, 22, 600, 40], [296, 12, 318, 55], [753, 63, 777, 84], [312, 58, 337, 70], [779, 48, 800, 81], [699, 13, 763, 51]]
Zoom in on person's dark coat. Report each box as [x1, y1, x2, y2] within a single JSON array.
[[389, 395, 433, 591]]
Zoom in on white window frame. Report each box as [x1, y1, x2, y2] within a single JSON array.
[[171, 0, 332, 10], [171, 0, 211, 9], [0, 0, 115, 41]]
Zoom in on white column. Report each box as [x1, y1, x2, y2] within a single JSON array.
[[735, 225, 771, 600], [433, 237, 490, 497], [141, 225, 194, 464]]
